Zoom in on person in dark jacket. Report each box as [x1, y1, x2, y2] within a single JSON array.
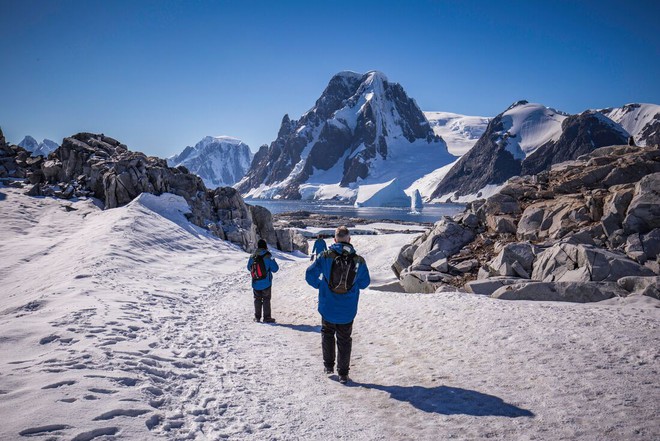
[[305, 226, 370, 384], [311, 234, 328, 261], [247, 239, 279, 323]]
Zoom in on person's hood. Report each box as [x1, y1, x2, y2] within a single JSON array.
[[330, 242, 355, 256], [255, 248, 270, 256]]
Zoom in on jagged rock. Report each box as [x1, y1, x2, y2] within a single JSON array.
[[487, 215, 517, 234], [617, 276, 660, 300], [601, 185, 635, 237], [392, 243, 419, 278], [399, 269, 450, 293], [640, 229, 660, 263], [410, 219, 475, 268], [622, 172, 660, 234], [531, 242, 655, 282], [466, 277, 528, 295], [485, 243, 538, 278], [275, 229, 309, 254], [492, 281, 628, 303], [516, 195, 592, 241], [452, 259, 479, 273], [249, 205, 278, 247], [430, 257, 449, 272]]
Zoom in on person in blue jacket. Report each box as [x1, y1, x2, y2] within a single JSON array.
[[305, 226, 370, 384], [247, 239, 279, 323], [311, 234, 328, 261]]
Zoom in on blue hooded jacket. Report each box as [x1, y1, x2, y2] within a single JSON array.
[[247, 249, 279, 290], [312, 238, 328, 256], [305, 242, 370, 324]]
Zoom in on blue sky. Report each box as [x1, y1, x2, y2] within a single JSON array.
[[1, 0, 658, 157]]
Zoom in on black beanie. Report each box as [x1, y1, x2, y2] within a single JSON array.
[[257, 239, 267, 249]]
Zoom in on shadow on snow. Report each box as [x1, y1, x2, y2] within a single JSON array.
[[274, 323, 321, 333], [350, 383, 534, 418]]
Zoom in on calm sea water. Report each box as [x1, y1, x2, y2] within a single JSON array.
[[245, 199, 465, 224]]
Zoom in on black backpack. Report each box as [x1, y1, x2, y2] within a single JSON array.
[[250, 252, 271, 281], [325, 250, 363, 294]]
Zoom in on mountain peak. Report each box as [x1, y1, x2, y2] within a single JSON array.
[[168, 136, 253, 189], [506, 100, 530, 111], [235, 70, 455, 201]]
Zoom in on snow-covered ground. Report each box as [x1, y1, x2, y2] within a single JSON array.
[[1, 186, 658, 440]]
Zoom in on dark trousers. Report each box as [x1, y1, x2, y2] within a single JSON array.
[[253, 287, 272, 320], [321, 318, 353, 376]]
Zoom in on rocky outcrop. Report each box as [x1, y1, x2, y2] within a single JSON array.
[[491, 281, 629, 303], [4, 131, 304, 254], [394, 144, 660, 301]]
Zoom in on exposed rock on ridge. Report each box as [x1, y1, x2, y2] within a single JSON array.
[[1, 131, 306, 254]]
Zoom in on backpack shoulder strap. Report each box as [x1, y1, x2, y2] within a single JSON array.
[[321, 249, 338, 259]]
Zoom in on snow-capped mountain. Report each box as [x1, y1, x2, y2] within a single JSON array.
[[429, 101, 628, 201], [18, 136, 59, 157], [599, 103, 660, 146], [424, 111, 490, 156], [168, 136, 252, 189], [235, 71, 456, 202]]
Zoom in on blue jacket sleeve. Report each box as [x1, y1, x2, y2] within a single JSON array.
[[247, 257, 253, 272], [356, 260, 370, 290], [305, 259, 322, 289], [267, 256, 279, 273]]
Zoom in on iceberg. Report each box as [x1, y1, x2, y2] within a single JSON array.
[[354, 179, 411, 208]]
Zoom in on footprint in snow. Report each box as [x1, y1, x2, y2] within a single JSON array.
[[42, 380, 76, 389], [18, 424, 72, 437], [92, 408, 150, 421]]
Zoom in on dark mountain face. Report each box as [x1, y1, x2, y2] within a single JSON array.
[[521, 112, 628, 176], [235, 71, 450, 199], [430, 104, 630, 200], [429, 114, 522, 200]]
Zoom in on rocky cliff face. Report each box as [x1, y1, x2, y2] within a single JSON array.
[[235, 71, 455, 201], [395, 144, 660, 302], [168, 136, 252, 189], [430, 102, 628, 201], [1, 131, 305, 253]]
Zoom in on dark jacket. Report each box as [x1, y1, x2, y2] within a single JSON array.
[[247, 249, 279, 290], [305, 242, 370, 324]]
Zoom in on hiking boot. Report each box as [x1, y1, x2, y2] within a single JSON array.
[[323, 367, 334, 375], [253, 317, 260, 323], [338, 374, 350, 384], [263, 317, 276, 323]]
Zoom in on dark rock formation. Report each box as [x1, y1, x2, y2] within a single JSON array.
[[521, 112, 628, 176]]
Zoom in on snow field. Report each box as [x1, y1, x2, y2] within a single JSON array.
[[0, 187, 658, 440]]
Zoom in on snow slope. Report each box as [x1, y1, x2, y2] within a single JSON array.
[[497, 102, 568, 160], [600, 103, 660, 145], [1, 186, 659, 440], [424, 111, 490, 156]]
